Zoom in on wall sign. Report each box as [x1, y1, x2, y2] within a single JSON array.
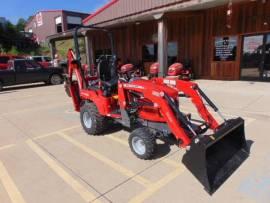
[[214, 36, 237, 61], [36, 12, 43, 27]]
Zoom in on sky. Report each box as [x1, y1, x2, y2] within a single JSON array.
[[1, 0, 110, 24]]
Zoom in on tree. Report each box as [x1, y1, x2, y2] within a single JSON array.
[[0, 18, 39, 54], [16, 18, 27, 32]]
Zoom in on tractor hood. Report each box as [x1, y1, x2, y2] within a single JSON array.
[[128, 79, 179, 99]]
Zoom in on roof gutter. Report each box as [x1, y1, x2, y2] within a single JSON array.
[[83, 0, 119, 24]]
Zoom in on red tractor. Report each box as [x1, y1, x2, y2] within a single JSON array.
[[65, 25, 249, 194], [149, 62, 193, 80]]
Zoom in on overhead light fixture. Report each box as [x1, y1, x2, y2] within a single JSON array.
[[153, 13, 164, 20], [226, 0, 233, 29]]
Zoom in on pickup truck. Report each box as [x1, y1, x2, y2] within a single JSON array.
[[0, 59, 63, 91]]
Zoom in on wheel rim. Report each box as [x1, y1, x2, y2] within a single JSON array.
[[132, 137, 146, 155], [83, 111, 92, 129], [51, 75, 61, 85]]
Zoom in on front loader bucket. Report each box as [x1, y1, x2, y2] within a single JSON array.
[[182, 117, 249, 194]]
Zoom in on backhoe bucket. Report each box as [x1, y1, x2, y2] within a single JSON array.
[[182, 117, 249, 194]]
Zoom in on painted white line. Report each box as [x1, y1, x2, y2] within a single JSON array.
[[0, 102, 70, 116], [0, 161, 26, 203], [129, 167, 184, 203], [34, 125, 81, 140], [58, 132, 152, 187], [0, 144, 16, 151], [27, 139, 99, 203]]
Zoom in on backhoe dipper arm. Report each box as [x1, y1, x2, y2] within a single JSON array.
[[156, 78, 219, 130], [67, 49, 86, 91]]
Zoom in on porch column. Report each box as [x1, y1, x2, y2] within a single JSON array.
[[157, 17, 168, 77], [85, 35, 94, 65], [50, 40, 56, 59]]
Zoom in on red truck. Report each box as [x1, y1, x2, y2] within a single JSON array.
[[29, 56, 53, 68], [0, 55, 23, 70]]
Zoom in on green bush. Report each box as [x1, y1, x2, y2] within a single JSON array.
[[8, 46, 20, 55]]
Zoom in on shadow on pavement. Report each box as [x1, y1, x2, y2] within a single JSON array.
[[152, 143, 171, 159], [2, 83, 49, 92]]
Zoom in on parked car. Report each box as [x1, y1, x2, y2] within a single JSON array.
[[0, 54, 23, 70], [29, 56, 53, 68], [0, 59, 63, 91]]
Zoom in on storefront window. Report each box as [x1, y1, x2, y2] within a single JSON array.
[[142, 42, 178, 64], [214, 36, 237, 61], [142, 44, 157, 62], [168, 42, 178, 66]]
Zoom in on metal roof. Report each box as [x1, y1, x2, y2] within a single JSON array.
[[83, 0, 192, 25], [83, 0, 245, 26]]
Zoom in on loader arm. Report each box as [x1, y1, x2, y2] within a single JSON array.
[[155, 78, 219, 130], [119, 81, 192, 147]]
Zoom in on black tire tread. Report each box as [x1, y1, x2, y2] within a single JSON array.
[[80, 102, 107, 135], [129, 127, 156, 160], [50, 74, 63, 85]]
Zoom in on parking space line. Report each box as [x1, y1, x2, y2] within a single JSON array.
[[1, 102, 70, 116], [245, 118, 256, 127], [107, 135, 180, 168], [58, 132, 152, 188], [34, 125, 80, 140], [0, 161, 26, 203], [26, 139, 99, 203], [0, 144, 16, 151], [129, 167, 185, 203]]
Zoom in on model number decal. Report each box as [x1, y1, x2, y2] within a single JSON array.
[[123, 84, 145, 89], [152, 91, 164, 97], [164, 79, 176, 86]]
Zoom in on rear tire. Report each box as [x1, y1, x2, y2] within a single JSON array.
[[50, 74, 63, 85], [0, 81, 3, 91], [129, 128, 156, 160], [80, 102, 108, 135]]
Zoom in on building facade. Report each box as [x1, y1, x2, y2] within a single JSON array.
[[83, 0, 270, 81], [48, 0, 270, 81], [25, 10, 89, 43]]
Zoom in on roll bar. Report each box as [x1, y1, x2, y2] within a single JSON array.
[[73, 25, 115, 61]]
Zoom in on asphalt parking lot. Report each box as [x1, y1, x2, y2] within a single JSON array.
[[0, 80, 269, 203]]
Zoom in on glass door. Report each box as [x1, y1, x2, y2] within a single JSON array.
[[262, 34, 270, 80], [241, 33, 270, 81], [241, 35, 264, 79]]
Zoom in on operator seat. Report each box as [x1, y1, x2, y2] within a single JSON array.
[[97, 55, 118, 96]]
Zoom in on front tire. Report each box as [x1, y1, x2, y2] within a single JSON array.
[[80, 102, 108, 135], [129, 128, 156, 160], [50, 74, 63, 85]]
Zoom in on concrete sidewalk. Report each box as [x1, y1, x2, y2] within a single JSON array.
[[0, 80, 269, 203]]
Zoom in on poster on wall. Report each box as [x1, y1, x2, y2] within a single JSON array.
[[214, 36, 237, 61], [36, 12, 43, 27]]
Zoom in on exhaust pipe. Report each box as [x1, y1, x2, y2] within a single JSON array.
[[182, 117, 249, 194]]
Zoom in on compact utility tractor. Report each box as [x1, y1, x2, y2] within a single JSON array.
[[149, 62, 193, 80], [65, 25, 249, 194]]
